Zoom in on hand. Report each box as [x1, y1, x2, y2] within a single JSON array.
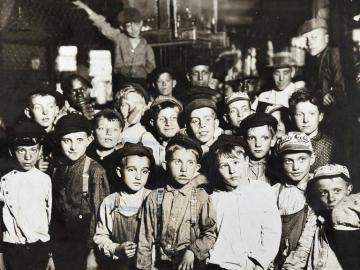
[[86, 249, 98, 270], [73, 1, 89, 11], [38, 157, 50, 172], [0, 253, 6, 270], [45, 257, 55, 270], [115, 241, 137, 258], [178, 249, 195, 270], [323, 93, 336, 106]]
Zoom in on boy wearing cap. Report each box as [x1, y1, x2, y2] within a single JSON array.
[[94, 142, 154, 270], [136, 134, 217, 270], [207, 135, 281, 270], [51, 114, 110, 270], [187, 57, 213, 88], [271, 132, 317, 269], [149, 95, 183, 165], [223, 91, 253, 134], [240, 112, 278, 184], [114, 83, 161, 165], [73, 1, 155, 86], [87, 109, 125, 193], [289, 89, 340, 171], [303, 164, 360, 269], [258, 52, 301, 108], [0, 121, 54, 270]]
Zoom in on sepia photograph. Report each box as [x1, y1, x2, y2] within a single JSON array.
[[0, 0, 359, 269]]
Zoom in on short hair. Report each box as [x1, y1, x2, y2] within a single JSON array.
[[150, 101, 180, 120], [93, 110, 125, 130], [165, 144, 200, 163], [245, 125, 276, 139], [27, 89, 64, 108], [289, 88, 324, 113], [114, 83, 148, 112], [214, 145, 248, 163], [119, 155, 151, 168]]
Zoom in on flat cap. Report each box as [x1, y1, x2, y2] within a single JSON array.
[[268, 52, 297, 68], [55, 114, 92, 138], [166, 133, 203, 159], [187, 56, 211, 70], [240, 112, 278, 132], [184, 98, 217, 120], [11, 120, 46, 146], [224, 91, 250, 106], [116, 142, 154, 165], [312, 164, 350, 182], [150, 96, 183, 112], [298, 18, 328, 35], [276, 132, 313, 154], [209, 134, 249, 156], [117, 8, 143, 25], [115, 83, 150, 104], [28, 88, 65, 108]]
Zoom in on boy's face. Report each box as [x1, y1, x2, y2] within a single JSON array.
[[95, 118, 122, 149], [119, 91, 146, 125], [167, 148, 200, 186], [282, 152, 313, 183], [314, 177, 352, 210], [273, 67, 294, 91], [67, 78, 91, 110], [14, 144, 41, 171], [189, 107, 219, 144], [294, 101, 323, 138], [218, 152, 249, 189], [124, 21, 143, 38], [189, 65, 212, 87], [118, 155, 150, 192], [60, 131, 91, 161], [155, 107, 180, 139], [303, 28, 329, 56], [227, 100, 251, 128], [27, 95, 59, 130], [246, 125, 275, 161], [156, 73, 175, 96]]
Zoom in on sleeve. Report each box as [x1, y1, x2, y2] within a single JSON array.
[[93, 197, 119, 258], [144, 44, 156, 75], [88, 166, 110, 248], [136, 193, 157, 270], [332, 193, 360, 228], [330, 48, 346, 99], [88, 12, 122, 42], [282, 207, 318, 270], [189, 191, 217, 261], [46, 175, 52, 225], [249, 189, 282, 269]]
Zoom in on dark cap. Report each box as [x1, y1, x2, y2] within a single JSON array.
[[117, 8, 143, 25], [116, 142, 154, 165], [298, 18, 328, 35], [11, 120, 46, 146], [55, 114, 92, 138], [209, 134, 250, 156], [184, 98, 218, 121], [268, 52, 297, 69], [240, 112, 278, 133], [28, 88, 65, 108], [187, 56, 211, 71], [150, 96, 183, 119], [166, 133, 203, 159]]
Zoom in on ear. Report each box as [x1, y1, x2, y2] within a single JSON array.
[[346, 184, 353, 195], [310, 153, 316, 166], [290, 67, 296, 78], [24, 108, 32, 119], [116, 166, 122, 178], [270, 135, 277, 147], [172, 79, 177, 88], [186, 73, 190, 82], [223, 114, 229, 124], [214, 118, 219, 128], [324, 33, 329, 45], [161, 161, 167, 171], [87, 134, 94, 146], [150, 119, 154, 127], [194, 163, 201, 174], [319, 112, 324, 123], [8, 148, 13, 157]]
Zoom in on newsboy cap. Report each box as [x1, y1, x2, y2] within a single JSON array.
[[166, 133, 203, 159], [117, 8, 143, 25], [240, 112, 278, 133], [116, 142, 154, 164], [11, 120, 46, 146], [276, 131, 313, 155], [55, 114, 92, 138]]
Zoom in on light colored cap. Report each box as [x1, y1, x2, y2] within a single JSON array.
[[224, 91, 250, 106], [276, 131, 313, 154]]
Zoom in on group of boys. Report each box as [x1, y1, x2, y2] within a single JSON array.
[[0, 7, 359, 270]]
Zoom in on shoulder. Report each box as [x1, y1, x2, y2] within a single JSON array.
[[88, 157, 106, 173], [102, 192, 118, 208], [33, 168, 52, 182], [258, 90, 272, 100]]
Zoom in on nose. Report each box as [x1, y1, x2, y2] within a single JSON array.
[[135, 171, 141, 180], [24, 150, 32, 160], [279, 72, 284, 81], [198, 72, 203, 81], [43, 107, 49, 115], [328, 192, 336, 203], [180, 163, 187, 172], [303, 114, 309, 123], [106, 128, 112, 135], [292, 160, 300, 171], [70, 141, 76, 151], [162, 81, 167, 87], [164, 118, 170, 126], [228, 164, 235, 175], [255, 139, 262, 148]]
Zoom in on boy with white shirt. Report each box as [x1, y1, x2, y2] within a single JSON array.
[[0, 121, 54, 270]]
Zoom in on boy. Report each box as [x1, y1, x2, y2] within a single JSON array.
[[207, 135, 281, 270], [239, 112, 278, 184], [187, 57, 213, 88], [94, 142, 154, 270], [114, 83, 161, 164], [289, 89, 339, 171], [272, 132, 318, 269], [152, 67, 177, 98], [136, 134, 217, 270], [51, 114, 110, 270], [258, 52, 299, 108], [0, 121, 54, 270], [223, 91, 253, 134], [87, 109, 124, 193], [149, 96, 183, 165], [73, 1, 155, 86]]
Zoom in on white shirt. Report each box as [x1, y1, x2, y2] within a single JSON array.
[[258, 82, 297, 108], [0, 168, 52, 244], [209, 181, 281, 269]]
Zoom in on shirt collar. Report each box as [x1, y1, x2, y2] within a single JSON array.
[[165, 182, 194, 196], [284, 174, 312, 191]]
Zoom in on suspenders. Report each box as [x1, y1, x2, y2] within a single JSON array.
[[79, 156, 91, 219]]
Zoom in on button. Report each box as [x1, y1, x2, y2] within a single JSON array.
[[9, 205, 12, 208], [167, 244, 171, 249], [5, 192, 8, 194], [79, 214, 83, 219]]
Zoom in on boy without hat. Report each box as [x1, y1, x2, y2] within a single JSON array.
[[94, 142, 154, 270], [271, 132, 318, 269], [303, 164, 360, 269], [207, 135, 281, 270], [51, 114, 110, 270], [86, 109, 125, 193], [187, 57, 213, 88], [151, 67, 177, 98], [0, 121, 54, 270], [240, 112, 278, 184], [73, 1, 155, 86], [136, 134, 217, 270]]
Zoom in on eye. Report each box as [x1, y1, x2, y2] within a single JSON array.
[[247, 136, 255, 141], [127, 168, 135, 172], [30, 148, 39, 154], [263, 136, 270, 140], [187, 160, 195, 166], [284, 159, 292, 165], [334, 188, 342, 194], [320, 191, 328, 196], [229, 109, 237, 114], [62, 138, 70, 144], [142, 169, 150, 174], [190, 119, 200, 125], [77, 138, 84, 143], [219, 164, 228, 170]]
